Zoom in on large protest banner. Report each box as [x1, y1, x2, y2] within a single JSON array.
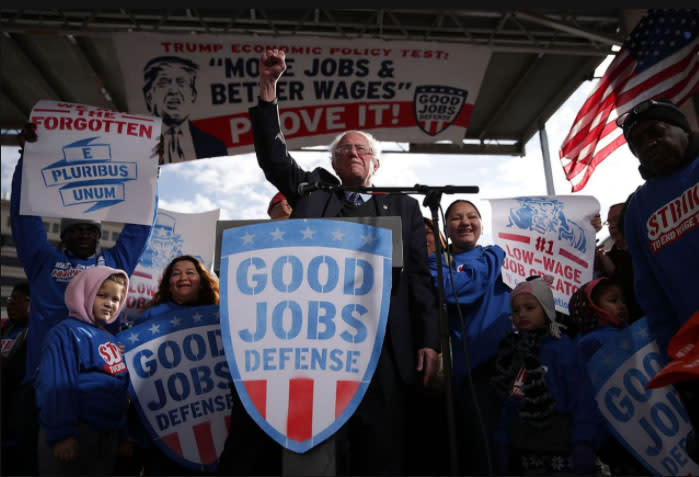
[[219, 219, 392, 452], [487, 196, 599, 312], [20, 100, 160, 225], [113, 33, 491, 160], [123, 207, 220, 319], [587, 319, 698, 476], [117, 304, 232, 471]]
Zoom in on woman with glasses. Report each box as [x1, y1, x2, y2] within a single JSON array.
[[593, 202, 645, 323]]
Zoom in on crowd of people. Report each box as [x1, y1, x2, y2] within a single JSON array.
[[0, 49, 697, 476]]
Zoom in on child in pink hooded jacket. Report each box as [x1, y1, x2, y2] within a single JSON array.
[[34, 266, 130, 475]]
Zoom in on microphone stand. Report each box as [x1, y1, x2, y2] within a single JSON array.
[[311, 182, 478, 476], [422, 187, 468, 477]]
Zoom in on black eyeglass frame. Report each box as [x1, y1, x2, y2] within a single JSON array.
[[615, 98, 678, 130]]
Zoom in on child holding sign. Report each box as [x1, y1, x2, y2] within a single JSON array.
[[34, 266, 130, 475], [568, 278, 650, 476], [491, 276, 603, 475]]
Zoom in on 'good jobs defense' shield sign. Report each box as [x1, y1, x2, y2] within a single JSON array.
[[117, 305, 233, 471], [220, 219, 392, 453]]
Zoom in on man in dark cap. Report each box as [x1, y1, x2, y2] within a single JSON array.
[[59, 218, 102, 259], [616, 97, 698, 355]]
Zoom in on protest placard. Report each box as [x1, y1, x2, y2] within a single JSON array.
[[219, 218, 392, 452], [123, 208, 220, 319], [587, 319, 698, 476], [118, 304, 232, 471], [20, 100, 160, 225], [114, 33, 491, 159], [487, 196, 599, 312]]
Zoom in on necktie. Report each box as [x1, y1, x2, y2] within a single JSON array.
[[349, 192, 364, 206], [167, 126, 184, 163]]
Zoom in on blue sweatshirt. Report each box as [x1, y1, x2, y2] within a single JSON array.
[[133, 302, 187, 325], [11, 156, 155, 384], [624, 155, 698, 354], [576, 325, 622, 365], [428, 245, 512, 380], [35, 317, 130, 445], [495, 334, 604, 450]]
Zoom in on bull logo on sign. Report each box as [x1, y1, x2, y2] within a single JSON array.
[[507, 197, 587, 253], [219, 219, 392, 453], [413, 85, 468, 136]]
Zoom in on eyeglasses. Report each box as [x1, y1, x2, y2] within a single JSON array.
[[615, 98, 677, 130], [335, 144, 373, 157]]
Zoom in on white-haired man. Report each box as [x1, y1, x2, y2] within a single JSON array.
[[219, 49, 440, 475]]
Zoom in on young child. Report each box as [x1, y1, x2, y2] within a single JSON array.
[[568, 277, 629, 362], [491, 276, 602, 475], [569, 277, 650, 476], [34, 266, 130, 475]]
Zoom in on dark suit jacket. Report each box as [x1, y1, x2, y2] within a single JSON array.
[[189, 121, 228, 159], [249, 101, 440, 385]]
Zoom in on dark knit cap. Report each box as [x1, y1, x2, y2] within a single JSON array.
[[60, 218, 102, 239], [618, 98, 691, 143]]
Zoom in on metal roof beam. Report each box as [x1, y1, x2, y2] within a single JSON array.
[[479, 53, 544, 142], [512, 11, 622, 46], [72, 35, 120, 111], [0, 25, 614, 55], [1, 131, 22, 146], [407, 142, 524, 156], [446, 11, 474, 41], [289, 9, 313, 36], [320, 9, 348, 39]]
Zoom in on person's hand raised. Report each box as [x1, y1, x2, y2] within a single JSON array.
[[259, 49, 287, 102], [18, 122, 37, 149]]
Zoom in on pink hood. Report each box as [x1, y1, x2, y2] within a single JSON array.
[[64, 266, 129, 325], [583, 277, 625, 328]]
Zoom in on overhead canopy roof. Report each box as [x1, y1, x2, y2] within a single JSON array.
[[0, 9, 629, 155]]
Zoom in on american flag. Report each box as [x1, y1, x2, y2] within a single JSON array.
[[559, 9, 699, 192]]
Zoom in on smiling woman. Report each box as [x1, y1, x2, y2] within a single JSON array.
[[427, 198, 514, 476], [126, 255, 220, 476], [144, 255, 219, 311]]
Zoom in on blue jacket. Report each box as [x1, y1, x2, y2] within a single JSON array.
[[576, 325, 622, 365], [11, 156, 155, 384], [34, 317, 130, 445], [428, 245, 512, 380], [133, 302, 185, 325], [624, 152, 698, 354], [495, 334, 604, 449]]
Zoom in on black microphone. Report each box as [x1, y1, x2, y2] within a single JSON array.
[[297, 181, 328, 196]]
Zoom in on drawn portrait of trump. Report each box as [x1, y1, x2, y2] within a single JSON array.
[[143, 56, 228, 163]]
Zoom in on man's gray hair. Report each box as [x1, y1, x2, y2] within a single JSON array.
[[329, 130, 382, 167]]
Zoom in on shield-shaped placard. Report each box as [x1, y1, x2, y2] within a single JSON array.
[[413, 85, 468, 136], [219, 219, 392, 453], [117, 305, 233, 471]]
